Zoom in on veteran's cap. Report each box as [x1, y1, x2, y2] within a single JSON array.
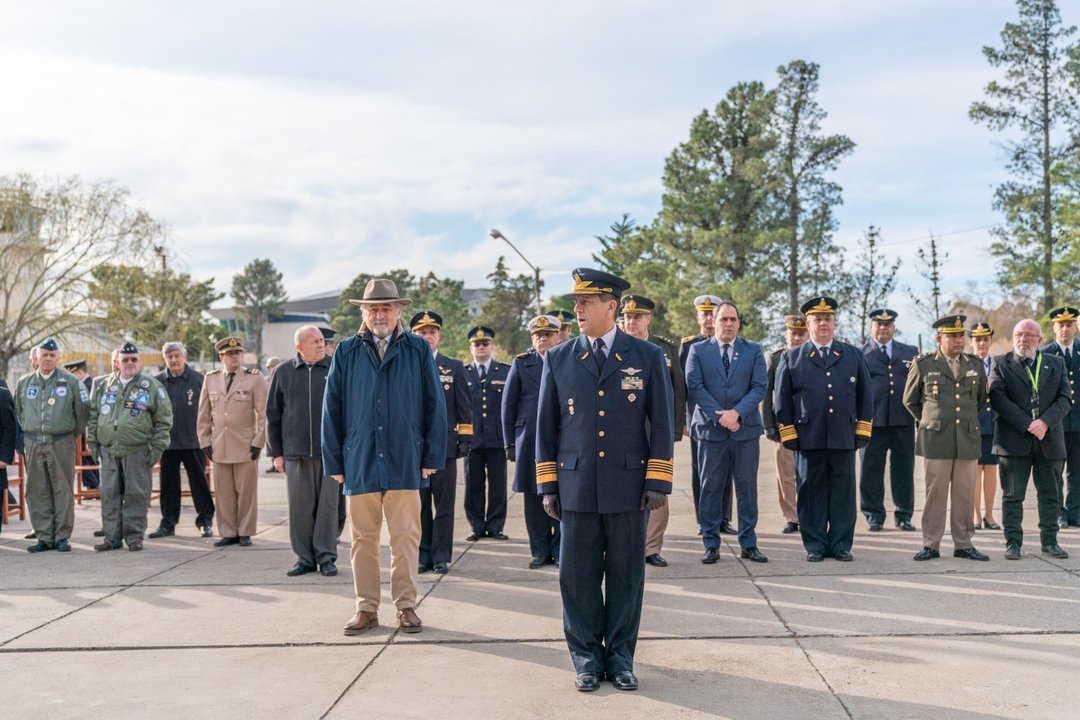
[[37, 337, 59, 352], [118, 342, 139, 355]]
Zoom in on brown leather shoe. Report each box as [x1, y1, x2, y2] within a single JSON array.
[[343, 611, 379, 636], [397, 607, 422, 633]]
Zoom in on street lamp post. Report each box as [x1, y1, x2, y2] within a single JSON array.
[[489, 228, 542, 316]]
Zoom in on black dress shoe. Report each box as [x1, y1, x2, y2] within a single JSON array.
[[214, 536, 240, 547], [575, 672, 601, 692], [896, 520, 917, 532], [432, 561, 448, 574], [782, 522, 799, 534], [320, 561, 338, 576], [92, 529, 105, 537], [237, 536, 252, 546], [287, 562, 317, 577], [465, 532, 481, 542], [610, 670, 638, 691], [148, 526, 174, 539], [645, 553, 668, 567], [867, 522, 883, 532], [488, 531, 509, 540], [953, 547, 989, 561], [1059, 519, 1069, 530], [833, 550, 854, 562], [55, 539, 72, 552], [27, 540, 54, 553], [128, 540, 144, 552], [528, 556, 547, 569], [1004, 543, 1022, 560], [718, 522, 737, 535], [24, 531, 37, 539], [1042, 544, 1069, 559], [701, 547, 719, 564], [806, 551, 825, 562], [418, 562, 433, 574], [913, 546, 940, 561], [740, 546, 768, 563], [200, 525, 214, 538], [982, 518, 1002, 530]]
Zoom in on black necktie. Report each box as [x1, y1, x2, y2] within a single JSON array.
[[880, 344, 889, 361], [226, 372, 235, 393], [721, 343, 731, 371], [593, 338, 606, 373], [480, 364, 487, 382]]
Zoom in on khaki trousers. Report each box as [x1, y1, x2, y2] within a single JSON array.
[[214, 460, 259, 538], [645, 503, 669, 556], [775, 444, 798, 523], [349, 490, 421, 613], [921, 458, 977, 549]]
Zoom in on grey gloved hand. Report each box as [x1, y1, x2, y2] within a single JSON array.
[[640, 490, 667, 511], [456, 441, 471, 458], [542, 493, 561, 521]]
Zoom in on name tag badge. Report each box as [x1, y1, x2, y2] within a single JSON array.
[[440, 375, 453, 383], [622, 376, 644, 391]]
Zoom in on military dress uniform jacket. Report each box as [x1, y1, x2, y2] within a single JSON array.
[[502, 349, 543, 493], [989, 351, 1072, 459], [774, 340, 874, 450], [196, 367, 268, 464], [902, 351, 987, 459], [863, 341, 918, 427], [464, 360, 509, 450], [436, 353, 472, 459], [679, 333, 708, 416], [87, 373, 174, 459], [535, 330, 675, 513], [650, 335, 686, 438], [15, 369, 90, 439], [762, 348, 785, 440], [977, 356, 998, 436], [1039, 340, 1080, 433], [154, 365, 204, 450]]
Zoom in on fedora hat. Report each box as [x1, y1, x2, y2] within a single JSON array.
[[348, 278, 412, 307]]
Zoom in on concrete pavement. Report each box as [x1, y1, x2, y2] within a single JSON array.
[[2, 438, 1079, 719]]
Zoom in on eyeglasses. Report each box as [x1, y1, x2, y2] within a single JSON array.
[[119, 357, 140, 364], [1013, 332, 1041, 339], [473, 341, 492, 347]]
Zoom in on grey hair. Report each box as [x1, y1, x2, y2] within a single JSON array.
[[293, 325, 322, 345], [161, 342, 187, 357]]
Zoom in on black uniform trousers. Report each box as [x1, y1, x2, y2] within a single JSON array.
[[464, 447, 507, 535], [158, 448, 214, 530], [795, 449, 857, 556], [560, 508, 647, 675], [689, 437, 732, 528], [1000, 448, 1064, 547], [419, 460, 457, 566], [859, 425, 915, 524], [523, 491, 559, 562], [1060, 431, 1080, 525]]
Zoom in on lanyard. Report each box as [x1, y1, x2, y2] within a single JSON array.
[[1023, 353, 1043, 391]]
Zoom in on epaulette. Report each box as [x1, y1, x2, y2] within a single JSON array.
[[206, 369, 223, 375], [245, 367, 261, 374], [516, 351, 529, 359], [653, 334, 675, 347], [681, 334, 698, 344], [915, 351, 934, 361]]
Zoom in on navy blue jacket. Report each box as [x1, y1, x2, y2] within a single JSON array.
[[536, 330, 675, 513], [862, 340, 918, 427], [464, 360, 510, 449], [1039, 340, 1080, 433], [436, 353, 472, 459], [989, 351, 1072, 459], [322, 327, 447, 494], [976, 355, 998, 436], [774, 340, 874, 450], [685, 336, 766, 443], [502, 349, 543, 493]]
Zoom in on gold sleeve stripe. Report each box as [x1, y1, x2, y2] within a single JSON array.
[[778, 424, 798, 441], [537, 473, 558, 485], [536, 461, 557, 470], [855, 420, 873, 437], [645, 469, 674, 483], [457, 424, 473, 435]]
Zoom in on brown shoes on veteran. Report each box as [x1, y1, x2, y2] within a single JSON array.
[[343, 607, 423, 636]]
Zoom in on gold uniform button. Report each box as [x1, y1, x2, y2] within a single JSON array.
[[955, 394, 960, 399], [828, 408, 834, 414], [890, 390, 895, 395], [956, 419, 961, 424], [482, 413, 487, 417], [828, 396, 834, 401], [599, 410, 605, 416], [598, 390, 605, 397], [827, 383, 833, 389], [599, 431, 605, 437], [826, 371, 832, 377], [599, 451, 605, 458]]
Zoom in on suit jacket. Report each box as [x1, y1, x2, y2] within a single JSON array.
[[685, 336, 766, 443], [436, 353, 472, 458], [1039, 340, 1080, 433], [989, 351, 1072, 459], [536, 330, 675, 513], [903, 350, 987, 459], [774, 339, 874, 451], [502, 349, 543, 493], [465, 360, 510, 449], [196, 367, 268, 464], [863, 340, 918, 427]]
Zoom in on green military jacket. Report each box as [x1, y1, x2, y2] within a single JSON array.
[[902, 350, 988, 460], [88, 372, 174, 459], [14, 368, 90, 438]]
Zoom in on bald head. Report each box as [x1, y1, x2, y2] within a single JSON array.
[[294, 324, 326, 363], [1012, 318, 1042, 359]]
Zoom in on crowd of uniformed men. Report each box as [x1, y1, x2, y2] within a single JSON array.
[[2, 266, 1078, 693]]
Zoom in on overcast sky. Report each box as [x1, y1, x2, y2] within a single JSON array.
[[0, 1, 1043, 337]]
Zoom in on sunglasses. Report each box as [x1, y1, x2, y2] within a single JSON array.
[[473, 340, 492, 347], [119, 357, 140, 364]]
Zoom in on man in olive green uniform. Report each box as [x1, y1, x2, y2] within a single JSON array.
[[15, 337, 90, 553], [903, 315, 990, 561], [88, 342, 173, 551], [197, 337, 268, 547]]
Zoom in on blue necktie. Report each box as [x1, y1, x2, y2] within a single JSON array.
[[721, 344, 731, 372]]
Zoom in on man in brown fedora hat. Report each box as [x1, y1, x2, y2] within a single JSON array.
[[323, 278, 447, 635]]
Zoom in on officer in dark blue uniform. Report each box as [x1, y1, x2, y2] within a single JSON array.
[[464, 326, 511, 540], [1041, 306, 1080, 528], [411, 311, 473, 574], [775, 296, 873, 562], [860, 308, 919, 531], [552, 309, 577, 344], [536, 268, 674, 693], [503, 314, 562, 568]]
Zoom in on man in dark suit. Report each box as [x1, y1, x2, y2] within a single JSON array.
[[686, 301, 768, 563], [762, 314, 809, 534], [775, 296, 874, 562], [990, 318, 1072, 559], [503, 314, 562, 568], [537, 268, 674, 692], [860, 309, 919, 531], [464, 326, 510, 541], [1040, 306, 1080, 529], [411, 311, 472, 574]]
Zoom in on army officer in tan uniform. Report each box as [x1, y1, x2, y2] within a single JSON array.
[[197, 337, 268, 546], [903, 315, 990, 562]]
